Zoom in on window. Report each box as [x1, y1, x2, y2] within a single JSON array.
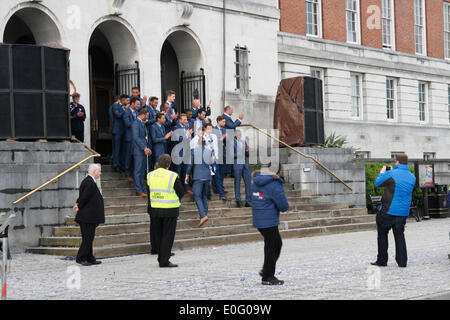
[[311, 67, 325, 110], [414, 0, 426, 55], [418, 82, 427, 122], [446, 3, 450, 59], [448, 85, 450, 123], [350, 73, 362, 118], [356, 151, 371, 159], [423, 152, 436, 161], [346, 0, 360, 43], [386, 78, 396, 120], [306, 0, 322, 37], [382, 0, 395, 49], [234, 46, 250, 94]]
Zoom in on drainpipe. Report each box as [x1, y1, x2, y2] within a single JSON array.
[[222, 0, 226, 109]]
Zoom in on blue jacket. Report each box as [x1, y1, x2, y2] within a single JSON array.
[[123, 108, 138, 142], [150, 123, 168, 160], [111, 103, 125, 135], [223, 114, 241, 130], [375, 164, 416, 217], [70, 103, 86, 133], [186, 146, 213, 181], [191, 106, 211, 119], [171, 122, 190, 158], [251, 173, 290, 229], [132, 118, 151, 154], [233, 139, 249, 165]]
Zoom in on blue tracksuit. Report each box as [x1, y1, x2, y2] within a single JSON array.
[[375, 164, 416, 217]]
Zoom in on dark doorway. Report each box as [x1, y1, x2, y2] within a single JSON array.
[[3, 15, 36, 44], [160, 40, 180, 112], [88, 30, 115, 162]]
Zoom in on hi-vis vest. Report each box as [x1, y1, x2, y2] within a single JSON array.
[[147, 168, 180, 209]]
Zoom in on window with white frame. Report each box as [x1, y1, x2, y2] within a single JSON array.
[[306, 0, 322, 37], [386, 78, 396, 120], [234, 45, 250, 94], [418, 82, 427, 122], [350, 73, 362, 118], [346, 0, 360, 43], [445, 3, 450, 59], [448, 85, 450, 123], [414, 0, 426, 55], [382, 0, 395, 49]]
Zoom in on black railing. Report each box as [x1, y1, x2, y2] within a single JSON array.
[[115, 61, 140, 96], [180, 68, 206, 111]]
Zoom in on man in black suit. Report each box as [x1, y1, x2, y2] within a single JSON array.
[[73, 164, 105, 266]]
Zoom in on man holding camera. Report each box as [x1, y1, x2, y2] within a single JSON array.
[[371, 154, 416, 268]]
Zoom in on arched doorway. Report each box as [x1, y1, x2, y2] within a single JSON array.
[[3, 7, 62, 45], [160, 30, 205, 113], [88, 19, 140, 160]]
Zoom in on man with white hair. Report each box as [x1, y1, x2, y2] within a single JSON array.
[[73, 163, 105, 266]]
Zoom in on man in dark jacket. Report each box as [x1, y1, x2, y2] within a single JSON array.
[[371, 153, 416, 268], [251, 170, 289, 285], [147, 154, 184, 268], [70, 93, 86, 142], [73, 164, 105, 266]]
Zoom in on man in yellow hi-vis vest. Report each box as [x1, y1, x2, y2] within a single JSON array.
[[147, 154, 184, 268]]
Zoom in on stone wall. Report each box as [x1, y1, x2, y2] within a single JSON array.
[[280, 147, 366, 207], [0, 142, 93, 252]]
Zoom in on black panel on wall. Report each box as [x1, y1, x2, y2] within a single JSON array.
[[302, 77, 324, 145], [12, 45, 42, 90], [14, 93, 44, 137], [0, 94, 12, 137], [303, 77, 316, 108], [44, 47, 68, 91], [46, 94, 70, 137]]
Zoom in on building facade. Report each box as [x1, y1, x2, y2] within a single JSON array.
[[279, 0, 450, 160], [0, 0, 280, 155]]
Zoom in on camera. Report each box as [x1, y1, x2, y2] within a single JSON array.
[[386, 166, 392, 171]]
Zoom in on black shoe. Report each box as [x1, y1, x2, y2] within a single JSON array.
[[75, 259, 85, 265], [245, 202, 252, 207], [207, 196, 212, 200], [170, 252, 175, 257], [88, 260, 102, 265], [236, 201, 243, 208], [81, 261, 93, 266], [160, 262, 178, 268], [370, 261, 387, 267], [262, 276, 284, 285], [150, 251, 158, 255]]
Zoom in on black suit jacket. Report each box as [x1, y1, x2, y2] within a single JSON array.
[[75, 176, 105, 224]]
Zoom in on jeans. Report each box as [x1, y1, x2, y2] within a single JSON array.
[[258, 226, 282, 279], [376, 213, 408, 267], [112, 133, 124, 170], [193, 180, 209, 218], [133, 151, 147, 194], [123, 141, 133, 177], [233, 163, 252, 204]]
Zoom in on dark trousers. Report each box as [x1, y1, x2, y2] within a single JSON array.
[[73, 130, 84, 143], [193, 180, 209, 218], [123, 141, 134, 177], [152, 216, 177, 267], [76, 223, 98, 262], [112, 133, 124, 170], [376, 213, 408, 267], [133, 151, 147, 194], [149, 215, 158, 254], [258, 226, 282, 279]]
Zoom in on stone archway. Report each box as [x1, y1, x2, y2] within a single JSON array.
[[160, 30, 205, 112], [3, 7, 62, 44], [88, 19, 140, 159]]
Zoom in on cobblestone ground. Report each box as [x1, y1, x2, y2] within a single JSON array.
[[5, 218, 450, 300]]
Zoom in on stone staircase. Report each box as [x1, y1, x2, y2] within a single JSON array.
[[26, 166, 375, 258]]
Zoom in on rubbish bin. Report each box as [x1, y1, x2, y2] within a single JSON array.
[[427, 185, 449, 218]]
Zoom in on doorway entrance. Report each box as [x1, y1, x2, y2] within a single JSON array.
[[88, 20, 139, 162]]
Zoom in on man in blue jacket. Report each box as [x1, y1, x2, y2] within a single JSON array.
[[251, 170, 289, 285], [132, 108, 152, 197], [70, 93, 86, 142], [151, 113, 174, 167], [223, 105, 244, 178], [171, 113, 193, 194], [111, 94, 128, 172], [233, 130, 251, 207], [371, 153, 416, 268], [122, 97, 141, 181]]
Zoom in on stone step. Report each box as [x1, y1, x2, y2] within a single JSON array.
[[101, 187, 309, 199], [103, 195, 329, 215], [26, 222, 376, 258]]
